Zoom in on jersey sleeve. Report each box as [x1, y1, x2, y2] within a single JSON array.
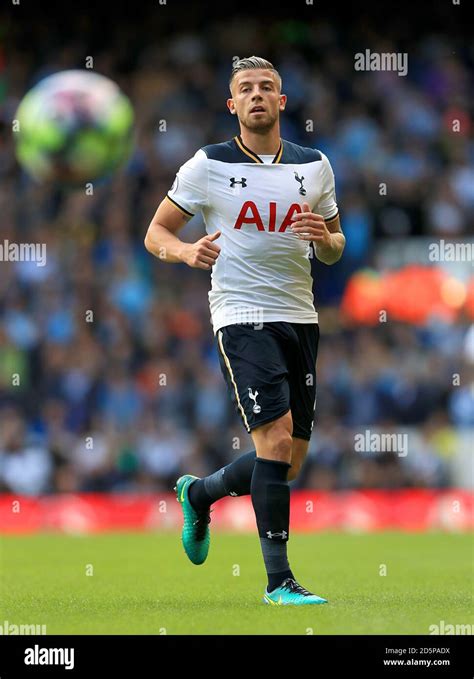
[[166, 149, 208, 217], [316, 153, 339, 221]]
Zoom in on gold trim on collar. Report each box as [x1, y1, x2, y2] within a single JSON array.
[[273, 140, 283, 164], [234, 135, 283, 164], [234, 135, 262, 163]]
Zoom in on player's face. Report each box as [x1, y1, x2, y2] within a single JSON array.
[[228, 69, 286, 132]]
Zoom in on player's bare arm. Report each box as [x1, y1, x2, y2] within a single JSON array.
[[290, 201, 345, 265], [144, 199, 221, 269]]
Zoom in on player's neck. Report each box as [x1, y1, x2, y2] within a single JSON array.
[[239, 128, 281, 156]]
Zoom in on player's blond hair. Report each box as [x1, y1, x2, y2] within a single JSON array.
[[229, 57, 282, 92]]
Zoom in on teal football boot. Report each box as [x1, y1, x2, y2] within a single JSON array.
[[263, 578, 328, 605], [174, 475, 212, 565]]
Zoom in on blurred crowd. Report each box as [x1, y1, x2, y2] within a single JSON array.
[[0, 7, 472, 494]]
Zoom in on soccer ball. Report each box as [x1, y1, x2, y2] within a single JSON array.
[[13, 70, 134, 185]]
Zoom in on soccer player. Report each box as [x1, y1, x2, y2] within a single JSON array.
[[144, 56, 345, 605]]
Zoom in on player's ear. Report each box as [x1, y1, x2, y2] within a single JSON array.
[[279, 94, 287, 111], [227, 98, 237, 115]]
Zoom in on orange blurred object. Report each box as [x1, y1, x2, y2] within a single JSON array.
[[342, 265, 472, 325], [166, 309, 202, 339], [341, 269, 385, 324]]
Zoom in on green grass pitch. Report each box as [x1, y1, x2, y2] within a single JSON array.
[[1, 531, 472, 634]]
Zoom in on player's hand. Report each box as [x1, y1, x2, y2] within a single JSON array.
[[180, 230, 222, 269], [290, 202, 331, 246]]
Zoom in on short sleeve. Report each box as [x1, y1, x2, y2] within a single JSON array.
[[317, 153, 338, 221], [166, 149, 208, 217]]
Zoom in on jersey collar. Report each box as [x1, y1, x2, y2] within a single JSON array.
[[233, 135, 283, 164]]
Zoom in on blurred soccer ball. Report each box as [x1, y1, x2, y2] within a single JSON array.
[[14, 70, 134, 185]]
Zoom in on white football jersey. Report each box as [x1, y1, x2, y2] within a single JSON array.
[[166, 135, 338, 334]]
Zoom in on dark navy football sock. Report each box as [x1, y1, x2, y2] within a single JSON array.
[[222, 450, 257, 496], [250, 457, 293, 591], [188, 450, 257, 511]]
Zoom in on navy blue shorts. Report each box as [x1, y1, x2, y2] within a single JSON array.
[[216, 322, 319, 441]]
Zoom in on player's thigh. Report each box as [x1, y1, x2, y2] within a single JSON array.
[[216, 323, 291, 436], [288, 323, 320, 441]]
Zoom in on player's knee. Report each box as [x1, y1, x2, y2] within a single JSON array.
[[265, 423, 293, 464], [287, 463, 301, 482], [253, 411, 293, 464], [287, 438, 309, 481]]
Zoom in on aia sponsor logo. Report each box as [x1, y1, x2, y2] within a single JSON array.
[[233, 201, 302, 232]]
